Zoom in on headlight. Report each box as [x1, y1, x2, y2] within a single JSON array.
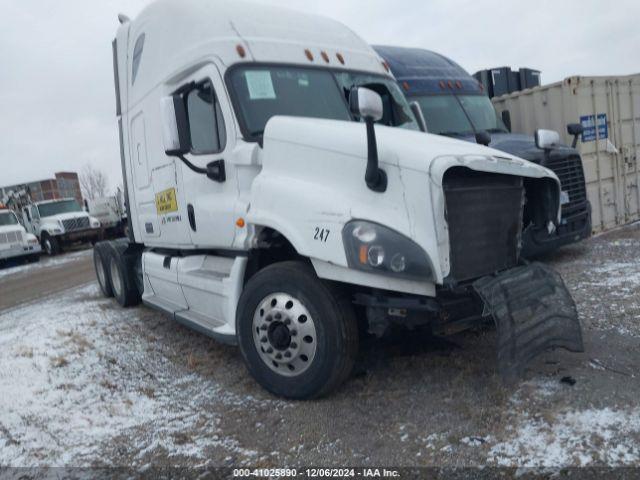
[[342, 220, 432, 280], [91, 219, 101, 228], [49, 228, 62, 234], [27, 236, 39, 245]]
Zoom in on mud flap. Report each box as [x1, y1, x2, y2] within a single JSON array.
[[472, 262, 584, 382]]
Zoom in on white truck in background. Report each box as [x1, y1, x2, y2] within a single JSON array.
[[0, 206, 41, 266], [85, 188, 127, 239], [22, 198, 102, 255], [94, 0, 584, 398]]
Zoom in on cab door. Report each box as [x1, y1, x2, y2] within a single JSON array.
[[30, 206, 41, 235], [172, 62, 239, 249], [22, 208, 34, 234]]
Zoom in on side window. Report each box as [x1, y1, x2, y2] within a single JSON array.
[[24, 208, 31, 222], [185, 80, 227, 154], [31, 206, 40, 219]]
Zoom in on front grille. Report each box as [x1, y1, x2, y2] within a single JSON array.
[[0, 231, 23, 245], [443, 168, 524, 282], [545, 154, 588, 214], [62, 217, 90, 232]]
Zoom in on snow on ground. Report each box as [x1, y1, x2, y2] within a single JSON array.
[[0, 249, 91, 280], [489, 407, 640, 467], [0, 284, 286, 467], [2, 224, 640, 468], [485, 379, 640, 467], [585, 262, 640, 291]]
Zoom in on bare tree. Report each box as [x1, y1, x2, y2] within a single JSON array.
[[79, 164, 109, 200]]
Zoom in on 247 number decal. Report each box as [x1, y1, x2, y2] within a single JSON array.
[[314, 227, 330, 242]]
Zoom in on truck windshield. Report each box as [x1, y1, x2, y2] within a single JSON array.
[[37, 199, 82, 217], [228, 65, 419, 140], [0, 211, 19, 226], [413, 94, 507, 136]]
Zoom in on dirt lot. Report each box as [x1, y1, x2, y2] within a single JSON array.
[[0, 226, 639, 469]]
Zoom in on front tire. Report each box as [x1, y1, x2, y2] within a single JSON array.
[[41, 234, 60, 256], [236, 261, 359, 399]]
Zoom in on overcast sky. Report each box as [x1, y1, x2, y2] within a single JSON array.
[[2, 0, 638, 190]]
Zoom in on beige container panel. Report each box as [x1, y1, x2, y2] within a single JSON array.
[[492, 74, 640, 233]]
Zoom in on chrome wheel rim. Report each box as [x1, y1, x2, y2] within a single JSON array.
[[110, 258, 122, 297], [252, 292, 317, 377], [96, 255, 107, 289], [44, 239, 52, 254]]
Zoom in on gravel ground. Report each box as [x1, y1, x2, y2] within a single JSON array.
[[0, 225, 639, 470]]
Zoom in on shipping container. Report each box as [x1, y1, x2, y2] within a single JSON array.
[[473, 67, 541, 99], [492, 74, 640, 232]]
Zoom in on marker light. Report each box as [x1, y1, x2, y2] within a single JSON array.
[[321, 51, 330, 63], [304, 49, 314, 61], [236, 44, 246, 58], [236, 218, 245, 228], [336, 52, 345, 65], [359, 245, 368, 264]]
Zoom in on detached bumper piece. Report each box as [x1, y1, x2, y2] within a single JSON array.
[[472, 262, 583, 382]]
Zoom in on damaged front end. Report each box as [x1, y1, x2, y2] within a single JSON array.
[[440, 164, 583, 379], [358, 161, 582, 382], [473, 262, 584, 381]]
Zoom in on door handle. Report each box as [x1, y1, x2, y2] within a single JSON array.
[[187, 204, 196, 231]]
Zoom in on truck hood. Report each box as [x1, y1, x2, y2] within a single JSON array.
[[40, 211, 90, 222], [252, 116, 561, 289], [0, 225, 25, 235], [264, 117, 559, 182], [445, 131, 578, 163]]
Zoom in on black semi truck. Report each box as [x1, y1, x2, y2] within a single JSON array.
[[375, 46, 591, 256]]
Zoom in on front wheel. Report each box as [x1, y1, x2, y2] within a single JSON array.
[[42, 235, 60, 256], [236, 261, 359, 399]]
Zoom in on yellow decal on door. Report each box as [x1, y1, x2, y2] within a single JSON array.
[[155, 188, 178, 214]]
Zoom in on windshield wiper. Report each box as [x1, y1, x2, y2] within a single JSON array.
[[438, 131, 471, 137]]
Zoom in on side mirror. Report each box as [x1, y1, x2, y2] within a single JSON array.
[[567, 123, 584, 148], [161, 96, 190, 156], [409, 101, 428, 132], [535, 129, 560, 150], [475, 130, 491, 146], [501, 110, 512, 132], [349, 86, 383, 121], [348, 87, 387, 193]]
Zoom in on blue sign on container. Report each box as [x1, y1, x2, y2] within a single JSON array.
[[580, 113, 608, 142]]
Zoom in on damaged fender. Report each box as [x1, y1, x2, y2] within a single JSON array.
[[473, 262, 584, 381]]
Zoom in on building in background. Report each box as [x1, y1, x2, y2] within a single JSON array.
[[0, 172, 83, 205]]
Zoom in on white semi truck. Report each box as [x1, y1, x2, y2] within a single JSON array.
[[95, 0, 583, 398], [85, 188, 127, 239], [0, 206, 41, 266], [22, 198, 102, 255]]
